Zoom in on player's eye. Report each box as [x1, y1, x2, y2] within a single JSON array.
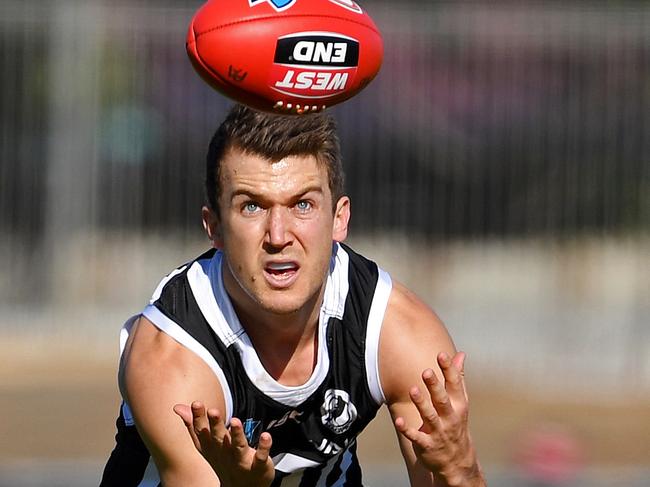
[[243, 202, 261, 214], [295, 200, 312, 213]]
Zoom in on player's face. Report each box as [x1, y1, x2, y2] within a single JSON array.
[[203, 147, 350, 317]]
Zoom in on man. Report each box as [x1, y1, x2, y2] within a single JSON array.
[[101, 104, 486, 487]]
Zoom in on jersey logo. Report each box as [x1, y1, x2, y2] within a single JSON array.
[[249, 0, 297, 12], [243, 418, 263, 446], [266, 409, 304, 430], [314, 437, 344, 456], [320, 389, 357, 434]]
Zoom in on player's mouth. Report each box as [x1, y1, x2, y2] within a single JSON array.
[[263, 261, 300, 288]]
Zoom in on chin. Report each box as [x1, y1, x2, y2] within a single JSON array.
[[258, 296, 305, 316], [254, 285, 321, 316]]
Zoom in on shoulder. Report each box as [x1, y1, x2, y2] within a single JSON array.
[[383, 281, 444, 332], [120, 316, 224, 412], [378, 281, 456, 404], [149, 249, 218, 308], [119, 316, 223, 482], [337, 243, 379, 284], [123, 248, 231, 417], [337, 243, 387, 303]]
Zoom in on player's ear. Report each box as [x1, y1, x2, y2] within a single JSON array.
[[332, 196, 350, 242], [202, 205, 224, 249]]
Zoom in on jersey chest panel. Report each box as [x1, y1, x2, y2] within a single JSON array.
[[226, 315, 381, 465]]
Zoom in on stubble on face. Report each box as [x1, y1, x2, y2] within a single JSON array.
[[215, 147, 343, 322]]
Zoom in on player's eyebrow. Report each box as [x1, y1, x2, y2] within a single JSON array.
[[229, 185, 324, 202], [292, 185, 325, 199]]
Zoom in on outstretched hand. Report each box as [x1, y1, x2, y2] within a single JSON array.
[[174, 402, 275, 487], [394, 352, 485, 487]]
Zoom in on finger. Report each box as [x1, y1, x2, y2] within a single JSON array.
[[394, 416, 429, 448], [252, 432, 273, 470], [438, 352, 466, 401], [173, 403, 202, 450], [421, 368, 454, 418], [452, 350, 465, 372], [207, 407, 227, 445], [192, 401, 211, 442], [409, 386, 444, 434], [452, 351, 469, 402], [229, 417, 249, 451]]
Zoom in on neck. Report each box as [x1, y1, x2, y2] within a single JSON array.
[[234, 296, 320, 349], [221, 263, 324, 386]]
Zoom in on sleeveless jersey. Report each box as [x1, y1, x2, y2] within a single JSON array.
[[100, 242, 393, 487]]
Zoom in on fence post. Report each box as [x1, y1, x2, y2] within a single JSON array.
[[45, 0, 104, 305]]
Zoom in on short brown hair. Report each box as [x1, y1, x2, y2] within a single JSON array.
[[205, 104, 345, 214]]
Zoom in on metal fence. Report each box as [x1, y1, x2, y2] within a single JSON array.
[[1, 1, 648, 242], [0, 1, 648, 393], [0, 1, 649, 481]]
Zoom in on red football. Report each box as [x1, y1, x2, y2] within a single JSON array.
[[186, 0, 383, 114]]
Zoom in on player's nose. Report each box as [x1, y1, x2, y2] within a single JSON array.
[[265, 206, 293, 248]]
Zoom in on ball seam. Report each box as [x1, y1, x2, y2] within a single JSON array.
[[193, 13, 381, 39]]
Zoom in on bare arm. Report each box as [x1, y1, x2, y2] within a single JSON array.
[[379, 281, 486, 487], [120, 316, 224, 486]]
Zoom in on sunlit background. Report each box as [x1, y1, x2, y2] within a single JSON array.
[[1, 0, 648, 485]]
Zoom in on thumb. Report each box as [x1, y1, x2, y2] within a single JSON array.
[[173, 403, 193, 426], [173, 403, 202, 451]]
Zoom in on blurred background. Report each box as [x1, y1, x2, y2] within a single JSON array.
[[0, 0, 648, 485]]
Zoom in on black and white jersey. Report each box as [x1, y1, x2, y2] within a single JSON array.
[[101, 243, 393, 487]]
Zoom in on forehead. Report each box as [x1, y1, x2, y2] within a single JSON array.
[[220, 146, 329, 195]]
